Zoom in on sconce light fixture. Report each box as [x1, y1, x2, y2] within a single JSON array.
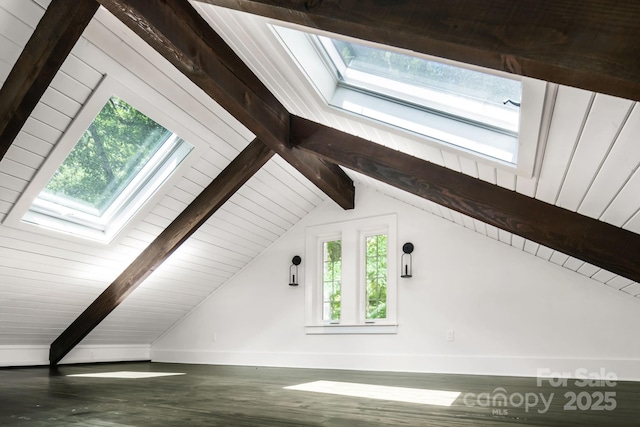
[[401, 243, 414, 278], [289, 255, 302, 286]]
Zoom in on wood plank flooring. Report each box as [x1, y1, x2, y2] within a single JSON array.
[[0, 362, 639, 426]]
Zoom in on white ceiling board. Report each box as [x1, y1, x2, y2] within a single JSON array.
[[0, 5, 35, 46], [497, 229, 511, 245], [563, 257, 584, 272], [579, 106, 640, 219], [577, 263, 600, 278], [459, 157, 478, 178], [511, 235, 526, 251], [620, 283, 640, 296], [535, 245, 554, 261], [496, 169, 516, 190], [50, 70, 94, 104], [472, 219, 487, 235], [549, 251, 569, 266], [535, 86, 593, 204], [557, 94, 633, 211], [12, 132, 53, 158], [608, 276, 635, 291], [0, 0, 45, 27], [599, 169, 640, 227], [21, 117, 62, 145], [624, 211, 640, 234], [40, 87, 82, 119], [6, 145, 43, 170], [0, 34, 21, 65]]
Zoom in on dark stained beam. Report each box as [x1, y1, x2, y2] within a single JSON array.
[[197, 0, 640, 102], [0, 0, 99, 162], [50, 139, 274, 365], [97, 0, 354, 209], [291, 116, 640, 284]]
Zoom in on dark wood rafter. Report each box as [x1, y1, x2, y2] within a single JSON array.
[[196, 0, 640, 102], [49, 139, 274, 365], [291, 116, 640, 284], [96, 0, 354, 209], [0, 0, 99, 162]]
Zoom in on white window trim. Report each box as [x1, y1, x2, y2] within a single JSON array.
[[304, 214, 398, 335], [272, 24, 547, 178], [26, 133, 191, 235], [4, 75, 200, 245]]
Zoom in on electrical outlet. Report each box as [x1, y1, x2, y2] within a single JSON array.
[[446, 330, 455, 341]]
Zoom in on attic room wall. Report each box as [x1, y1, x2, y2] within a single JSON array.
[[152, 186, 640, 380]]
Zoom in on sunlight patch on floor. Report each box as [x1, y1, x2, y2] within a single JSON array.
[[284, 380, 460, 406], [67, 371, 185, 379]]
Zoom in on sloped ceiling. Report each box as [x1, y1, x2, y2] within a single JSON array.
[[0, 0, 326, 348], [195, 4, 640, 289], [0, 0, 639, 359]]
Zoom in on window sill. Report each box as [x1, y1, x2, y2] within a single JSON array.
[[305, 324, 398, 335]]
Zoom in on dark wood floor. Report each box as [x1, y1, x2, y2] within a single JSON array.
[[0, 362, 638, 426]]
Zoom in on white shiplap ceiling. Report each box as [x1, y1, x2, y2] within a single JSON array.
[[0, 0, 325, 347], [194, 4, 640, 293], [0, 0, 639, 353]]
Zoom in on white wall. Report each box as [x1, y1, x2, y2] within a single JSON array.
[[152, 187, 640, 380], [0, 344, 150, 367]]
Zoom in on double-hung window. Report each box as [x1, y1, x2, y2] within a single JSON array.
[[305, 214, 397, 334]]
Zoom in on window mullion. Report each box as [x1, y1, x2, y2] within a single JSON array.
[[339, 227, 358, 325]]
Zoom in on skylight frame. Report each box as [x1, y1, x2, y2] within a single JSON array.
[[26, 132, 192, 233], [271, 24, 547, 177], [316, 36, 522, 136], [4, 76, 198, 244]]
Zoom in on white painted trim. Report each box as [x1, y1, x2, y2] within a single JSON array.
[[0, 345, 150, 367], [150, 349, 640, 382], [305, 324, 398, 335]]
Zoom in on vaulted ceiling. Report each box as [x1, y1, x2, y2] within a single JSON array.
[[0, 0, 639, 365]]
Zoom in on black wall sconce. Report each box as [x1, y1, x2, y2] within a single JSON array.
[[289, 255, 302, 286], [401, 243, 414, 278]]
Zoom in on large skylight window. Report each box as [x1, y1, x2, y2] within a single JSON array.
[[22, 94, 192, 242], [319, 36, 521, 135], [273, 26, 545, 174]]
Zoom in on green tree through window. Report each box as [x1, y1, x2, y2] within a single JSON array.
[[323, 240, 342, 321], [41, 96, 172, 216], [365, 234, 387, 319]]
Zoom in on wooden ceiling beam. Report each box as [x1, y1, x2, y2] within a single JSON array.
[[50, 139, 274, 365], [97, 0, 354, 209], [291, 116, 640, 284], [0, 0, 99, 162], [196, 0, 640, 102]]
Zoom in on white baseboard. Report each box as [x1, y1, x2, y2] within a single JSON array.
[[151, 349, 640, 382], [0, 344, 150, 367]]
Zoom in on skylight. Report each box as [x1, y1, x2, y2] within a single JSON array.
[[22, 95, 192, 242], [319, 36, 521, 134], [272, 26, 545, 171]]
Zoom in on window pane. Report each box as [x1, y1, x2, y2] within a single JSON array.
[[366, 234, 387, 320], [323, 37, 521, 133], [39, 96, 172, 216], [323, 240, 342, 321]]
